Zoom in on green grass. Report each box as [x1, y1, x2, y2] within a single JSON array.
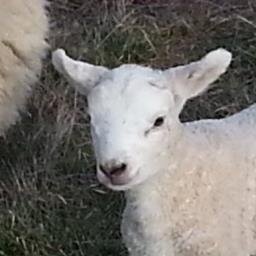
[[0, 0, 256, 255]]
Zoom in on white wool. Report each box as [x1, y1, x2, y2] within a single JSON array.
[[52, 48, 256, 256], [0, 0, 48, 134]]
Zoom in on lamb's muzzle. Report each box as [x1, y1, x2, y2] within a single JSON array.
[[99, 161, 129, 185]]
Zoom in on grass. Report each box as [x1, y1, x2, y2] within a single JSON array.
[[0, 0, 256, 255]]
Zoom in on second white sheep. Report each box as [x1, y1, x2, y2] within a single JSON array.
[[0, 0, 48, 134]]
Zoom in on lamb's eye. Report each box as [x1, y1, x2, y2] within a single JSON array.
[[153, 116, 165, 127]]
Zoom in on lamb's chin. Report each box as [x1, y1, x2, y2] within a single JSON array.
[[98, 175, 140, 191]]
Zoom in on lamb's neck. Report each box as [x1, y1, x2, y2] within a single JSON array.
[[125, 120, 226, 204]]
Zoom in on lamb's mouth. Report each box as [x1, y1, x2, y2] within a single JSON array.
[[96, 168, 139, 190]]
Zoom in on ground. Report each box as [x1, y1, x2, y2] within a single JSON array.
[[0, 0, 256, 255]]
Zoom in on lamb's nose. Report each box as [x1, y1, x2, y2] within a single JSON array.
[[99, 162, 127, 178]]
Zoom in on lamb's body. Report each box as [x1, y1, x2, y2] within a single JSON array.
[[52, 47, 256, 255], [0, 0, 48, 133], [122, 104, 256, 256]]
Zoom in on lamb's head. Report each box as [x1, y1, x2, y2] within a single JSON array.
[[52, 48, 231, 191]]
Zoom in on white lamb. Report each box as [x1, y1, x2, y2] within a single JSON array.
[[52, 47, 256, 256], [0, 0, 48, 134]]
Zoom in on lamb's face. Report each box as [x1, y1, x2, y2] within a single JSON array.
[[87, 66, 181, 190], [52, 48, 232, 191]]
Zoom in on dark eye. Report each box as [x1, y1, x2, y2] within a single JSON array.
[[153, 116, 165, 127], [87, 114, 91, 122]]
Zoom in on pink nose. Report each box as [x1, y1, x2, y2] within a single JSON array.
[[99, 162, 127, 179]]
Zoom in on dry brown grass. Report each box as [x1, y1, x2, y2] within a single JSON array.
[[0, 0, 256, 255]]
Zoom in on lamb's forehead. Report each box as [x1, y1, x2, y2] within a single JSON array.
[[91, 64, 166, 96], [112, 64, 160, 80], [87, 64, 173, 115]]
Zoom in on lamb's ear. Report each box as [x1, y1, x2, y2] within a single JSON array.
[[52, 49, 109, 95], [166, 48, 232, 101]]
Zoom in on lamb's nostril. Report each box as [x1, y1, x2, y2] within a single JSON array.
[[100, 162, 127, 178], [99, 164, 111, 178]]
